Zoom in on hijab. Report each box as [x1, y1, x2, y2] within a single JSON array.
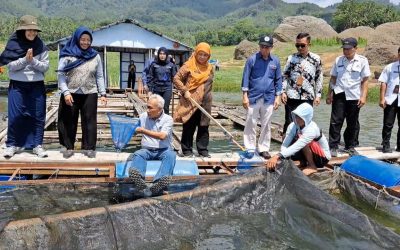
[[0, 30, 47, 66], [59, 26, 98, 72], [156, 47, 169, 65], [185, 42, 212, 90]]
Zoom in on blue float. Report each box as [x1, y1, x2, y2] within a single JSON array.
[[341, 155, 400, 187], [115, 159, 199, 178]]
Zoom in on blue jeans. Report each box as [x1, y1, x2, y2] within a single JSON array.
[[128, 148, 176, 182]]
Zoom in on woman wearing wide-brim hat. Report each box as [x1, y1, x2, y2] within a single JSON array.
[[0, 15, 49, 158]]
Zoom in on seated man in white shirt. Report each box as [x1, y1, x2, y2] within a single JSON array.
[[128, 94, 176, 195]]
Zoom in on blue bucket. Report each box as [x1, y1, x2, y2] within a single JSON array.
[[341, 155, 400, 187]]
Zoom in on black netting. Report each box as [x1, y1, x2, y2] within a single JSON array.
[[1, 161, 400, 249]]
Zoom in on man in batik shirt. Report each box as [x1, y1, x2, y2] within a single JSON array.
[[281, 32, 323, 135]]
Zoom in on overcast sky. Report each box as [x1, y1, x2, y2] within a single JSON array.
[[282, 0, 400, 7]]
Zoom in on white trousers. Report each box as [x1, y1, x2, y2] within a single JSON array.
[[243, 98, 273, 152]]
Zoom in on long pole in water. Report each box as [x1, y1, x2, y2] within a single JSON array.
[[187, 96, 246, 151]]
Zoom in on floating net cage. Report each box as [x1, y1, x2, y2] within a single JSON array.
[[107, 113, 140, 151]]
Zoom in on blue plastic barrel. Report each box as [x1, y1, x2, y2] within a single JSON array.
[[341, 155, 400, 187]]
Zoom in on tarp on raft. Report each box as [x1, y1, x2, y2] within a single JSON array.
[[1, 161, 400, 249]]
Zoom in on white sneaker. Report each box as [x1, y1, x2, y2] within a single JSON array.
[[3, 146, 17, 158], [33, 145, 48, 158]]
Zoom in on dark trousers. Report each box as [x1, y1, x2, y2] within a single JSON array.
[[283, 98, 314, 134], [153, 88, 172, 115], [181, 109, 209, 154], [127, 73, 135, 89], [58, 93, 98, 150], [382, 98, 400, 148], [6, 80, 46, 149], [328, 92, 360, 149]]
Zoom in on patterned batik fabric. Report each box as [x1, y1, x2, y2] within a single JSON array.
[[282, 52, 323, 101]]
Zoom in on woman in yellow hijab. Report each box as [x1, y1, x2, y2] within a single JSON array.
[[173, 42, 214, 157]]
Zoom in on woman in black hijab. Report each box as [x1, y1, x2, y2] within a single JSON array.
[[146, 47, 177, 114]]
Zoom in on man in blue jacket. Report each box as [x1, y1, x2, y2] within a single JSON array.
[[241, 35, 282, 159]]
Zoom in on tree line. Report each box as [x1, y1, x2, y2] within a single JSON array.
[[0, 0, 399, 46], [0, 17, 96, 43], [333, 0, 400, 32]]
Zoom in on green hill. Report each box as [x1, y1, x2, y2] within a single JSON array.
[[0, 0, 325, 44], [0, 0, 397, 45]]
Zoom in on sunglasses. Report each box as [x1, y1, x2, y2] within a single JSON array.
[[260, 45, 271, 49], [295, 43, 307, 49]]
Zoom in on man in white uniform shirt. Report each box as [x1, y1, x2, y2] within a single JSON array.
[[379, 47, 400, 153], [326, 38, 371, 157]]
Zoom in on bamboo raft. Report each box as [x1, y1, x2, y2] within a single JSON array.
[[1, 90, 400, 186]]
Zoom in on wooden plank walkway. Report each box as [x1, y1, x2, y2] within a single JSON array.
[[214, 103, 283, 143], [0, 146, 400, 186]]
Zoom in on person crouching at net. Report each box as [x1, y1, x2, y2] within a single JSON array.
[[266, 103, 331, 176], [128, 94, 176, 195]]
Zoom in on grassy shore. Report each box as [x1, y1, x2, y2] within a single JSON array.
[[0, 39, 381, 102], [211, 38, 380, 103]]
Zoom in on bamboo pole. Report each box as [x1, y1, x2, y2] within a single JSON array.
[[187, 95, 246, 151]]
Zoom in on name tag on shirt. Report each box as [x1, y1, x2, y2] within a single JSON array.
[[337, 65, 344, 72], [296, 75, 304, 87], [269, 64, 277, 70]]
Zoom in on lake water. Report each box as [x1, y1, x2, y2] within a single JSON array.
[[213, 92, 395, 152]]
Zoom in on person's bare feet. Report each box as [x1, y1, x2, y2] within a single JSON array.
[[302, 167, 317, 176]]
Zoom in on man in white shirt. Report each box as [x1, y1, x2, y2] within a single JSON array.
[[326, 38, 371, 156], [379, 47, 400, 153]]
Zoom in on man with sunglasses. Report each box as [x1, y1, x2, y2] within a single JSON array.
[[241, 35, 282, 159], [326, 37, 371, 157], [282, 33, 323, 136]]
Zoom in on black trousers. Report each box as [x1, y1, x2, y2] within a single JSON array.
[[127, 73, 135, 89], [181, 109, 209, 154], [328, 92, 360, 149], [58, 93, 98, 150], [153, 88, 172, 115], [382, 98, 400, 148], [283, 98, 314, 134]]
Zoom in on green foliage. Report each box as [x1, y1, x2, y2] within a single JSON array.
[[194, 19, 272, 46], [0, 16, 94, 42], [333, 0, 400, 32]]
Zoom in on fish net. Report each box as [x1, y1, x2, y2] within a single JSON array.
[[1, 161, 400, 249], [314, 168, 400, 222], [107, 113, 140, 150]]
